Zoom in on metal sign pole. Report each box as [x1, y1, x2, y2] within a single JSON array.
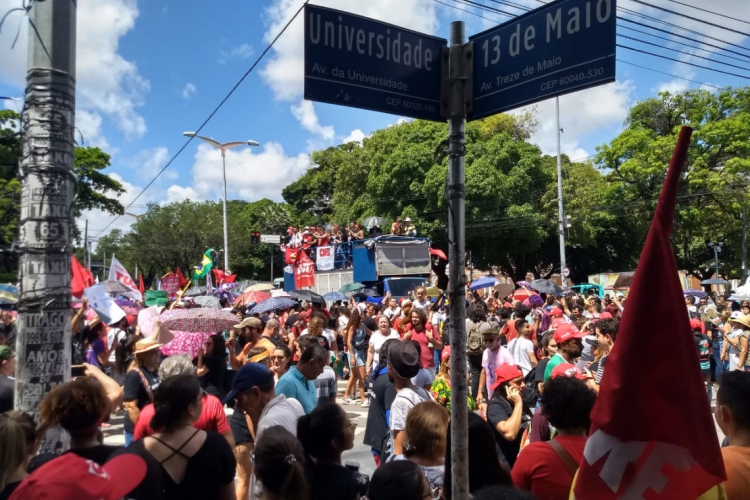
[[15, 0, 77, 420], [445, 20, 472, 500]]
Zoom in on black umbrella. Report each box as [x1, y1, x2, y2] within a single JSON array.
[[529, 279, 563, 295], [288, 289, 326, 305], [353, 288, 379, 299]]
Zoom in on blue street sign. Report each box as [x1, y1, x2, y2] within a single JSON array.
[[304, 5, 446, 122], [469, 0, 616, 121]]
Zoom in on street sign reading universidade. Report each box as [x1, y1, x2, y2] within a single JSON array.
[[304, 5, 446, 122], [469, 0, 616, 120]]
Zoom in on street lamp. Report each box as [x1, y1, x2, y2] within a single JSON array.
[[183, 132, 259, 272], [706, 241, 724, 280]]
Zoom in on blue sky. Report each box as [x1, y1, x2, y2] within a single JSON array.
[[0, 0, 748, 243]]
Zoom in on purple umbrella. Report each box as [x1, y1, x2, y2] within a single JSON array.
[[683, 289, 707, 299], [114, 299, 142, 315]]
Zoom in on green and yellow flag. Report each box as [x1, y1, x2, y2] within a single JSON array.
[[193, 248, 214, 279]]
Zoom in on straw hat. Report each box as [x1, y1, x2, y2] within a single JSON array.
[[134, 336, 162, 355], [729, 314, 750, 330]]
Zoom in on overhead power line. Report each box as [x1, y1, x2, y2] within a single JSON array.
[[455, 0, 516, 18], [94, 0, 310, 238], [432, 0, 503, 22], [617, 44, 750, 80], [663, 0, 750, 26], [628, 0, 750, 38], [617, 59, 721, 90]]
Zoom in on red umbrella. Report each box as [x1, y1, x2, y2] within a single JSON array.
[[513, 288, 539, 301]]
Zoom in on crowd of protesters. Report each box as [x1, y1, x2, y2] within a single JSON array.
[[1, 283, 750, 500]]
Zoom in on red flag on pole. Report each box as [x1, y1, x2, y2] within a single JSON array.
[[224, 274, 237, 284], [176, 268, 187, 289], [71, 256, 88, 298], [138, 273, 145, 296], [573, 127, 726, 499]]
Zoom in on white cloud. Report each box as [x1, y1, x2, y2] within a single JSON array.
[[0, 0, 149, 139], [290, 100, 335, 140], [165, 185, 201, 203], [218, 43, 255, 64], [129, 147, 173, 178], [260, 0, 439, 102], [522, 80, 636, 158], [182, 83, 197, 99], [343, 129, 366, 145], [75, 110, 110, 149], [189, 142, 310, 202], [657, 80, 690, 95]]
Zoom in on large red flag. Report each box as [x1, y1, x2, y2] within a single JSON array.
[[71, 256, 88, 298], [138, 273, 145, 296], [213, 268, 226, 284], [224, 274, 237, 284], [176, 268, 187, 289], [573, 127, 725, 499]]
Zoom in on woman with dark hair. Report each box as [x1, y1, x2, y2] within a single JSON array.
[[443, 412, 513, 499], [343, 308, 370, 405], [512, 374, 596, 500], [270, 345, 293, 382], [297, 403, 368, 500], [254, 425, 309, 500], [196, 333, 228, 399], [367, 460, 431, 500], [404, 308, 442, 374], [83, 319, 108, 368], [0, 411, 39, 499], [128, 374, 236, 500]]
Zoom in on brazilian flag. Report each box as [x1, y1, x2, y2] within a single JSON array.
[[193, 248, 214, 279]]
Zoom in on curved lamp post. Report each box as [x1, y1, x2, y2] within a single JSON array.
[[183, 132, 259, 273]]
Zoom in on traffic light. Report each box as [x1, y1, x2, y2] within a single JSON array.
[[251, 232, 261, 244]]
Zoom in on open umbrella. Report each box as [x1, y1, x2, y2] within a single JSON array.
[[103, 280, 131, 295], [161, 331, 212, 359], [193, 296, 221, 309], [529, 279, 563, 295], [0, 291, 18, 305], [183, 286, 206, 297], [469, 276, 499, 291], [362, 216, 387, 229], [353, 288, 379, 299], [246, 283, 274, 292], [612, 272, 636, 289], [493, 282, 515, 299], [250, 297, 298, 315], [513, 288, 539, 301], [289, 289, 326, 305], [323, 292, 348, 302], [114, 299, 142, 315], [683, 289, 708, 299], [271, 289, 292, 298], [160, 308, 239, 333], [339, 282, 365, 294], [236, 290, 271, 306], [515, 280, 531, 288], [701, 278, 730, 286]]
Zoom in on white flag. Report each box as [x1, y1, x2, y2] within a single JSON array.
[[109, 255, 143, 301], [84, 283, 126, 326], [316, 246, 335, 271]]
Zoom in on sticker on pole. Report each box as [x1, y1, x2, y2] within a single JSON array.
[[304, 5, 446, 122], [563, 266, 571, 278], [469, 0, 616, 120]]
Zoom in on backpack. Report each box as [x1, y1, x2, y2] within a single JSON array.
[[522, 366, 540, 408], [467, 320, 487, 355]]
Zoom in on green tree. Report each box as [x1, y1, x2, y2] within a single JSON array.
[[595, 88, 750, 280]]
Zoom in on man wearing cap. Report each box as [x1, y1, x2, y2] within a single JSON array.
[[0, 345, 16, 413], [229, 317, 275, 370], [476, 327, 515, 411], [225, 362, 304, 500], [486, 364, 532, 469], [543, 324, 587, 382], [592, 318, 619, 390], [388, 341, 433, 457]]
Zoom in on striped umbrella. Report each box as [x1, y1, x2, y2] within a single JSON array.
[[323, 292, 348, 302], [249, 297, 297, 315], [160, 308, 238, 333]]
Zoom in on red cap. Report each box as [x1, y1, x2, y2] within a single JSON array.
[[441, 345, 451, 362], [690, 318, 702, 330], [550, 307, 563, 317], [10, 453, 147, 500], [553, 323, 586, 343], [503, 302, 513, 308], [599, 312, 613, 320], [125, 314, 137, 327], [551, 363, 587, 380], [489, 364, 523, 394]]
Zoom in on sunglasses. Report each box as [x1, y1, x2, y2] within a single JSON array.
[[270, 355, 285, 361]]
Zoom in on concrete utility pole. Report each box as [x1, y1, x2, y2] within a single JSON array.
[[15, 0, 77, 419], [742, 207, 747, 281], [83, 219, 88, 269], [445, 21, 472, 500], [556, 97, 567, 272]]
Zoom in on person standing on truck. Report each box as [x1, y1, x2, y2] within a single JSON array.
[[391, 217, 404, 235], [403, 217, 417, 236]]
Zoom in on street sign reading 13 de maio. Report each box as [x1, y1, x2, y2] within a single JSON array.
[[469, 0, 616, 120], [304, 5, 446, 122]]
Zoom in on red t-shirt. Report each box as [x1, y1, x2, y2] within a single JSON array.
[[511, 435, 586, 500], [406, 324, 435, 369], [133, 394, 231, 440]]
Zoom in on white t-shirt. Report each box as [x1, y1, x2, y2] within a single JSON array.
[[413, 299, 431, 310], [383, 307, 401, 320], [411, 368, 435, 389], [507, 337, 535, 376], [369, 329, 401, 366], [250, 395, 305, 500], [338, 316, 349, 333], [299, 329, 336, 351], [390, 386, 433, 432], [107, 328, 125, 363]]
